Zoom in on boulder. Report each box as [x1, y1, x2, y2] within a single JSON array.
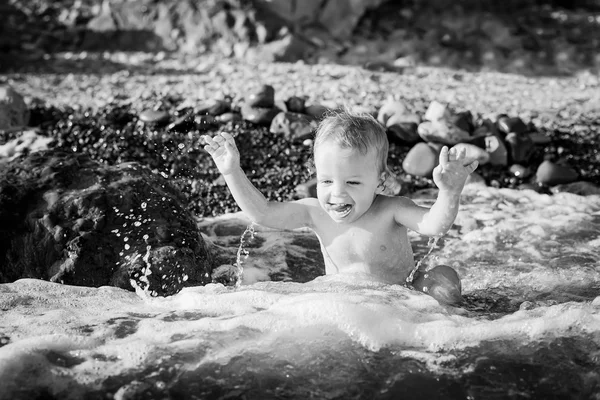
[[0, 150, 213, 296]]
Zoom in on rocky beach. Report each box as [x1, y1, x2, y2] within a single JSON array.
[[2, 1, 600, 398]]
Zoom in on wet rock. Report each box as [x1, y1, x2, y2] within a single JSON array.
[[269, 111, 317, 141], [452, 111, 475, 134], [241, 103, 281, 125], [0, 85, 29, 130], [485, 135, 508, 166], [304, 104, 330, 120], [536, 160, 579, 186], [247, 84, 275, 108], [0, 130, 54, 159], [412, 265, 462, 306], [505, 132, 535, 164], [402, 142, 440, 177], [139, 109, 170, 124], [497, 116, 528, 135], [217, 112, 243, 123], [509, 164, 532, 178], [551, 181, 600, 196], [0, 150, 213, 296], [196, 99, 230, 116], [387, 120, 420, 144], [284, 96, 307, 113]]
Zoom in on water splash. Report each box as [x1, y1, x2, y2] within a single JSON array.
[[406, 236, 441, 287], [234, 223, 256, 288]]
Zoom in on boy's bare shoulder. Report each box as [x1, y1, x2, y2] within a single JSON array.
[[377, 194, 417, 209]]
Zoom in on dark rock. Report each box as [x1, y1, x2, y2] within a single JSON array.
[[485, 135, 508, 166], [387, 121, 420, 145], [269, 111, 317, 141], [304, 104, 330, 120], [247, 84, 275, 108], [284, 96, 307, 114], [505, 132, 535, 164], [241, 103, 281, 125], [412, 265, 462, 306], [497, 116, 528, 135], [0, 150, 213, 296], [452, 111, 474, 134], [0, 85, 30, 130], [536, 160, 579, 186], [196, 99, 230, 116]]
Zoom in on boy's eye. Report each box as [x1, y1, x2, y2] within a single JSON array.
[[319, 179, 332, 185], [348, 181, 360, 185]]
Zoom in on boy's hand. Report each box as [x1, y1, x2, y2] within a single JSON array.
[[203, 132, 240, 175], [432, 146, 478, 193]]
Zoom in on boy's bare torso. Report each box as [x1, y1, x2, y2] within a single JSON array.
[[307, 195, 415, 284]]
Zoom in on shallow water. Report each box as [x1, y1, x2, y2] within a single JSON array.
[[1, 185, 600, 399]]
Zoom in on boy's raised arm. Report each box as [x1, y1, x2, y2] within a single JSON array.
[[395, 146, 478, 236], [203, 132, 314, 230]]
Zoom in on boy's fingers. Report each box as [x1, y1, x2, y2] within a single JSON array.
[[439, 146, 449, 168]]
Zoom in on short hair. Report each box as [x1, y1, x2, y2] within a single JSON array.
[[313, 107, 389, 174]]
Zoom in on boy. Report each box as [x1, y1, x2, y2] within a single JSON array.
[[203, 109, 478, 305]]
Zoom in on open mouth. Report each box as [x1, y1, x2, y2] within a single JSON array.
[[328, 203, 353, 218]]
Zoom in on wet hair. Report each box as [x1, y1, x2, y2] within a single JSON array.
[[313, 107, 389, 175]]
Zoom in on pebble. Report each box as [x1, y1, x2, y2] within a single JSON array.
[[535, 160, 579, 185], [402, 142, 439, 177], [247, 84, 275, 108], [138, 109, 170, 124], [485, 135, 508, 166], [504, 132, 534, 164]]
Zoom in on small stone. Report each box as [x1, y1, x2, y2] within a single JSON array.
[[240, 103, 280, 125], [497, 116, 528, 135], [465, 172, 486, 186], [284, 96, 306, 113], [216, 112, 243, 123], [452, 143, 490, 166], [402, 142, 440, 177], [424, 101, 450, 122], [387, 122, 420, 144], [247, 84, 275, 108], [509, 164, 532, 178], [139, 110, 169, 124], [485, 135, 508, 166], [536, 160, 579, 186]]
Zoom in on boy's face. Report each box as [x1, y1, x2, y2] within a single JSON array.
[[314, 140, 383, 224]]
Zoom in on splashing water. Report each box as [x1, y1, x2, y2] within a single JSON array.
[[234, 223, 256, 288], [406, 236, 441, 287]]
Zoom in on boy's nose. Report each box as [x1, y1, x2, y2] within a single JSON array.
[[331, 182, 346, 197]]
